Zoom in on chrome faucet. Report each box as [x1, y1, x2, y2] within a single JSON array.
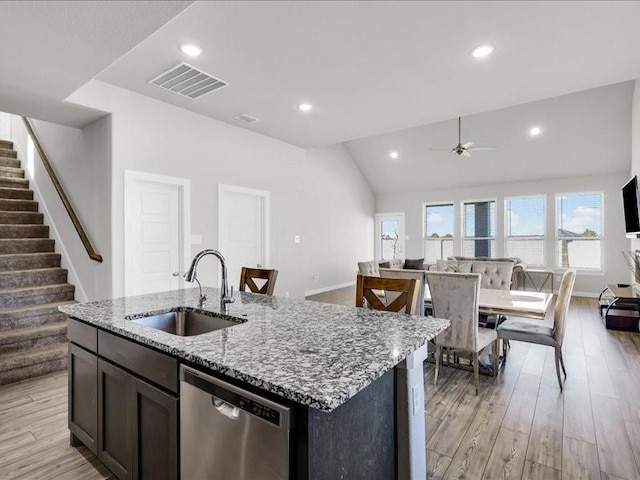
[[185, 249, 235, 313]]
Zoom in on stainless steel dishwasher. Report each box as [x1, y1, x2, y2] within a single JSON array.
[[180, 366, 292, 480]]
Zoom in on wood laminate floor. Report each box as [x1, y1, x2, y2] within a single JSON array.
[[1, 291, 639, 479], [309, 287, 640, 480]]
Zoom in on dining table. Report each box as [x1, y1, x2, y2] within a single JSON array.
[[424, 286, 553, 320], [424, 286, 554, 375]]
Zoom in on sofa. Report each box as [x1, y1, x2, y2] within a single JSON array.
[[448, 256, 524, 290]]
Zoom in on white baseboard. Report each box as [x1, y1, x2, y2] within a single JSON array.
[[305, 281, 356, 297], [571, 290, 599, 299]]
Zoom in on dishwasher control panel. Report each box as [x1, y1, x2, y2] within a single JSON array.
[[183, 368, 288, 428]]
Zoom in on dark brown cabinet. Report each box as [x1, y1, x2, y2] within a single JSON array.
[[133, 378, 179, 480], [68, 343, 98, 454], [68, 320, 179, 480], [98, 359, 134, 480]]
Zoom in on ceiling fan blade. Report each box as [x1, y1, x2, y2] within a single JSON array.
[[467, 146, 497, 151], [429, 148, 453, 151], [462, 141, 474, 148], [462, 150, 472, 157]]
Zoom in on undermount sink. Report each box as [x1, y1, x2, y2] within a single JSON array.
[[128, 308, 245, 336]]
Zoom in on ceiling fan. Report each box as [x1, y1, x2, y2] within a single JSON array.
[[430, 117, 497, 157]]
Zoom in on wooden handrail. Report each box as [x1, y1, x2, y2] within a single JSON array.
[[21, 117, 103, 263]]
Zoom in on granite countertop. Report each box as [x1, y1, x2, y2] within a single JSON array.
[[60, 287, 449, 411]]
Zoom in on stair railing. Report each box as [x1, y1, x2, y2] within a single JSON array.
[[21, 116, 103, 263]]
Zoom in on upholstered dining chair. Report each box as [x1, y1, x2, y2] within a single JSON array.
[[497, 269, 576, 390], [355, 275, 418, 315], [239, 267, 278, 295], [426, 272, 498, 395]]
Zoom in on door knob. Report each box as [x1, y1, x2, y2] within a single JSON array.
[[172, 272, 180, 277]]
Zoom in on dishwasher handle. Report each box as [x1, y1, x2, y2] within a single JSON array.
[[181, 366, 291, 431]]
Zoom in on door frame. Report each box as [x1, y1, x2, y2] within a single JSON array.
[[123, 170, 191, 296], [374, 212, 405, 261], [218, 184, 270, 287]]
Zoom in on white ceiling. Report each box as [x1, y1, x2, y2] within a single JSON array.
[[345, 82, 633, 194], [0, 0, 191, 126], [96, 1, 640, 148]]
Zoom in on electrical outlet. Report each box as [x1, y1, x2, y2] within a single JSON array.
[[411, 385, 420, 416], [294, 235, 301, 243]]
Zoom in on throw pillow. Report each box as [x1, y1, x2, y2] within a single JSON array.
[[436, 259, 472, 273], [403, 258, 425, 270], [378, 261, 391, 268]]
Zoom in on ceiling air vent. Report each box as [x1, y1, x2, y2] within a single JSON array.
[[149, 62, 228, 99], [235, 113, 260, 124]]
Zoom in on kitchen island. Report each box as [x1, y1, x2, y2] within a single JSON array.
[[61, 287, 449, 480]]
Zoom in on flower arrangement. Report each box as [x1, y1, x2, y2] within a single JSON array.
[[621, 250, 640, 284]]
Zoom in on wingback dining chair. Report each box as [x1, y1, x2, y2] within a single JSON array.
[[239, 267, 278, 295], [426, 272, 498, 395], [497, 269, 576, 390], [355, 274, 418, 315]]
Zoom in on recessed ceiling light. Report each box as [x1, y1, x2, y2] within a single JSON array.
[[390, 151, 399, 159], [179, 43, 203, 57], [298, 103, 313, 112], [530, 126, 542, 136], [471, 44, 495, 58]]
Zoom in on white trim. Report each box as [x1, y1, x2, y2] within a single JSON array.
[[305, 281, 356, 297], [123, 170, 191, 296], [571, 291, 599, 299], [218, 184, 271, 287]]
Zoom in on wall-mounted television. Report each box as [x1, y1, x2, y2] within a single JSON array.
[[622, 176, 640, 237]]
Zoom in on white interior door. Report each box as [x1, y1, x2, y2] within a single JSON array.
[[375, 212, 405, 261], [218, 185, 269, 290], [124, 171, 190, 296]]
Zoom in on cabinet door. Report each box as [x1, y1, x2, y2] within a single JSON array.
[[98, 359, 134, 480], [133, 378, 179, 480], [68, 344, 97, 453]]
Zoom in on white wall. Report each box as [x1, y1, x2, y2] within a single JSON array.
[[68, 80, 375, 299], [376, 173, 629, 296], [8, 114, 112, 301], [303, 144, 375, 295]]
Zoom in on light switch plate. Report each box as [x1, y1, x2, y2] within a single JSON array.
[[294, 235, 301, 243]]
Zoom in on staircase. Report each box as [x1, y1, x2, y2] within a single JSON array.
[[0, 139, 74, 385]]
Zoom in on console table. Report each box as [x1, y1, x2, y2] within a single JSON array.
[[599, 284, 640, 332], [521, 268, 554, 293]]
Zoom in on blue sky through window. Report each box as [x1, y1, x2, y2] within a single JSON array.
[[507, 197, 545, 237], [425, 204, 454, 237], [557, 193, 602, 236]]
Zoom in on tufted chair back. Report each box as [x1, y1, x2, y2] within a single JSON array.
[[358, 261, 380, 276], [426, 272, 481, 352], [471, 261, 514, 290]]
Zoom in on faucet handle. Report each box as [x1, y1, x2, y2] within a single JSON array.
[[225, 286, 236, 304]]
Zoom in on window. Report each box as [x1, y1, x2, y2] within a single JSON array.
[[556, 192, 603, 269], [423, 203, 454, 261], [462, 200, 496, 257], [505, 196, 545, 265], [375, 213, 404, 261]]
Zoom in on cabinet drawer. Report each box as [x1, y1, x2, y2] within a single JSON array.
[[68, 318, 97, 352], [98, 331, 178, 394]]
